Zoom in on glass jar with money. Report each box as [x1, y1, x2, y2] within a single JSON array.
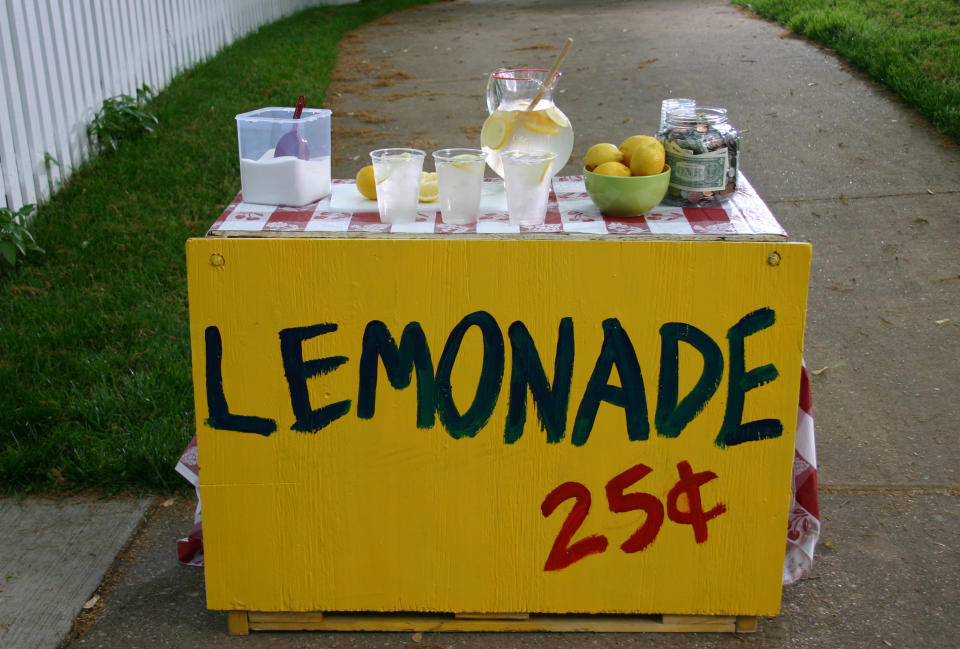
[[656, 107, 739, 206]]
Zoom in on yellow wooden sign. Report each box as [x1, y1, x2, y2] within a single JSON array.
[[186, 237, 810, 616]]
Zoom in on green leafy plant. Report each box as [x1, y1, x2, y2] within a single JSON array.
[[87, 84, 159, 152], [0, 203, 43, 267]]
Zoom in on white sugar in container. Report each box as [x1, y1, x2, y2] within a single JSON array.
[[236, 107, 331, 206]]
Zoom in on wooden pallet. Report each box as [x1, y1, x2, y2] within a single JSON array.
[[226, 611, 759, 635]]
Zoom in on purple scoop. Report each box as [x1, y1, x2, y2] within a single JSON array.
[[274, 95, 309, 159]]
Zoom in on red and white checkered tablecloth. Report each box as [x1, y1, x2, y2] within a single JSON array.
[[206, 172, 787, 239], [180, 172, 819, 584]]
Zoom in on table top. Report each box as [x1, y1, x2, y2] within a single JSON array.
[[207, 172, 787, 241]]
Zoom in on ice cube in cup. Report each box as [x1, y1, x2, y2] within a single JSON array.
[[501, 150, 557, 226], [432, 148, 486, 225], [370, 148, 426, 224]]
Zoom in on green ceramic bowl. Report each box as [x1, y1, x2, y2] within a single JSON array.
[[583, 164, 671, 217]]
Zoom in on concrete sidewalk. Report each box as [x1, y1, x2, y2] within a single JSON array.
[[8, 1, 957, 648], [0, 494, 153, 649]]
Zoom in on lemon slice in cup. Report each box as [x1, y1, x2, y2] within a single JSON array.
[[450, 153, 480, 171], [539, 159, 553, 183]]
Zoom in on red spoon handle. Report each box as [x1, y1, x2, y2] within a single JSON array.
[[293, 95, 306, 119]]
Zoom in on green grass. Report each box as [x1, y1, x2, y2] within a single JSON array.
[[0, 0, 434, 494], [732, 0, 960, 140]]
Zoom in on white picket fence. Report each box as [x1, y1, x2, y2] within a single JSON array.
[[0, 0, 351, 213]]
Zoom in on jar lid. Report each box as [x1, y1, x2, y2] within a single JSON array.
[[665, 106, 728, 126]]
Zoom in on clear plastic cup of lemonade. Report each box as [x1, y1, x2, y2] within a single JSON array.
[[432, 148, 486, 225], [501, 149, 557, 226], [369, 148, 425, 224]]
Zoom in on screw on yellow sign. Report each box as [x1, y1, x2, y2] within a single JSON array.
[[187, 237, 810, 616]]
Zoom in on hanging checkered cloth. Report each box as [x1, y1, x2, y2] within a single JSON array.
[[784, 365, 820, 584], [174, 436, 203, 567]]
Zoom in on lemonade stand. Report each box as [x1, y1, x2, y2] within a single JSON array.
[[185, 45, 813, 635]]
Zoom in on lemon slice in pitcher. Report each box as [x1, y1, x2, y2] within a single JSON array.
[[481, 114, 511, 150], [544, 106, 569, 128], [522, 111, 560, 136]]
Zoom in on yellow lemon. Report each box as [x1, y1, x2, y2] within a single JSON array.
[[618, 135, 648, 165], [592, 161, 631, 177], [419, 171, 439, 202], [627, 137, 666, 177], [355, 165, 377, 200], [620, 135, 656, 166], [619, 135, 662, 167], [481, 113, 511, 150], [582, 143, 623, 171]]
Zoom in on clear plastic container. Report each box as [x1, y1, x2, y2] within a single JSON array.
[[236, 107, 332, 206], [656, 107, 739, 206]]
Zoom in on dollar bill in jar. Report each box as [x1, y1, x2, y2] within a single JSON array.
[[656, 107, 739, 206]]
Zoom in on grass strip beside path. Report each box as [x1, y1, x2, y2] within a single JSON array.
[[733, 0, 960, 140], [0, 0, 434, 493]]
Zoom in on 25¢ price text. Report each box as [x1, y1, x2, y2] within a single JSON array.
[[541, 461, 726, 571]]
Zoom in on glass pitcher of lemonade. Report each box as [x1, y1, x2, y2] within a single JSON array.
[[482, 68, 573, 178]]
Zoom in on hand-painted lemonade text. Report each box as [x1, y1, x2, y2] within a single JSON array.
[[204, 307, 781, 448]]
